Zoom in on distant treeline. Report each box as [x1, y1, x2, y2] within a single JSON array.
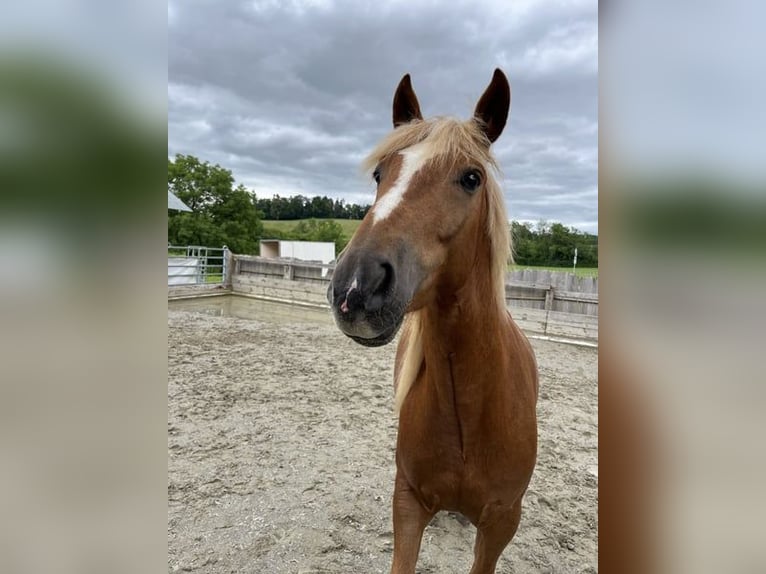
[[256, 195, 371, 220], [512, 221, 598, 268]]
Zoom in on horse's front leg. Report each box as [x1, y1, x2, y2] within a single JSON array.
[[390, 471, 433, 574], [469, 500, 522, 574]]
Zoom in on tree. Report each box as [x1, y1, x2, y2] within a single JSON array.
[[549, 222, 574, 266], [511, 221, 537, 264], [168, 155, 263, 254], [208, 184, 263, 253]]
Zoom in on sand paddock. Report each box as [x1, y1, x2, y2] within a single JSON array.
[[168, 298, 597, 573]]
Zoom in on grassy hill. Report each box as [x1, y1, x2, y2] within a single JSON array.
[[262, 219, 362, 238]]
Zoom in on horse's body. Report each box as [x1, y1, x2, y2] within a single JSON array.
[[392, 301, 538, 573], [329, 69, 538, 574]]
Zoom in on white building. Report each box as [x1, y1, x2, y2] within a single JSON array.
[[259, 240, 336, 277]]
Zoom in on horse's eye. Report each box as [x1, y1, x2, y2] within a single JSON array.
[[459, 169, 482, 193], [373, 168, 381, 185]]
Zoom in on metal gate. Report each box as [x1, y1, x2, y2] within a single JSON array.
[[168, 245, 228, 286]]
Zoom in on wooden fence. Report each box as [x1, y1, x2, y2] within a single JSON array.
[[226, 256, 598, 342], [506, 269, 598, 316]]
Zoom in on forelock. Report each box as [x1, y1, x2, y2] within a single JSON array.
[[361, 117, 498, 174]]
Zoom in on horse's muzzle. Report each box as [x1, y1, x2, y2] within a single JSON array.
[[328, 251, 406, 347]]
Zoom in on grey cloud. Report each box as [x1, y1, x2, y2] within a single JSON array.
[[169, 0, 597, 232]]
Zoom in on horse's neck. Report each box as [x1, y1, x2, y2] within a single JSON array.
[[415, 287, 509, 437], [421, 258, 509, 366]]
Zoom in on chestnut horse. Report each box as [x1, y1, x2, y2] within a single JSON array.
[[328, 69, 538, 574]]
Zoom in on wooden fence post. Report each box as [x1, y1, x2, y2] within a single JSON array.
[[544, 285, 555, 311]]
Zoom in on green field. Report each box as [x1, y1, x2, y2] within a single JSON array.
[[262, 219, 362, 237]]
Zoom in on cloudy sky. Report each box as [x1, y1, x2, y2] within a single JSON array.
[[169, 0, 598, 233]]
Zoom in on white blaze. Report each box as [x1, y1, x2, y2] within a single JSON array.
[[372, 143, 429, 224]]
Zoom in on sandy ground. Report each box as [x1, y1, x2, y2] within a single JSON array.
[[168, 298, 597, 573]]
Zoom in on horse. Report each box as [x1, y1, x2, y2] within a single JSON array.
[[328, 69, 538, 574]]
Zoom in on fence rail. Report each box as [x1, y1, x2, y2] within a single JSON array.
[[230, 256, 598, 317]]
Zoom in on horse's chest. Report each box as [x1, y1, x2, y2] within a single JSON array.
[[397, 402, 506, 511], [397, 372, 535, 515]]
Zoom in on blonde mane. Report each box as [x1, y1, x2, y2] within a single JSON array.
[[369, 118, 512, 411]]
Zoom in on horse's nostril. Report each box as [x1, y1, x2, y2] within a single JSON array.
[[332, 255, 396, 316], [365, 261, 395, 312], [376, 262, 394, 297]]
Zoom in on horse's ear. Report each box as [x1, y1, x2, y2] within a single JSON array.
[[393, 74, 423, 128], [473, 68, 511, 143]]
